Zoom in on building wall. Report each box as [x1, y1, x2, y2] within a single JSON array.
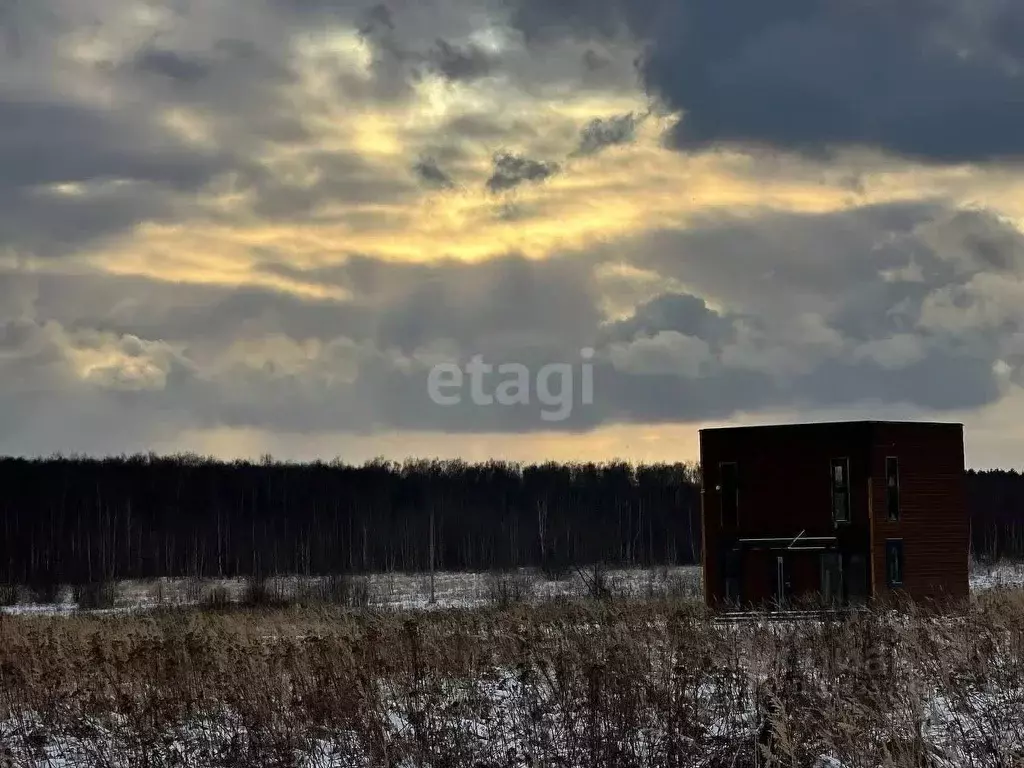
[[700, 421, 969, 609], [700, 422, 873, 606], [869, 422, 969, 602]]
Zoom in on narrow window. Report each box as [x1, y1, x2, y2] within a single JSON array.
[[724, 548, 740, 604], [775, 555, 791, 607], [847, 554, 867, 605], [831, 457, 850, 523], [821, 552, 843, 606], [886, 540, 904, 587], [719, 462, 738, 527], [886, 456, 900, 521]]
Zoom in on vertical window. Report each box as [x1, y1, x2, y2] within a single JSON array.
[[724, 548, 740, 604], [831, 457, 850, 523], [886, 540, 904, 587], [886, 456, 900, 521], [821, 552, 843, 605], [719, 462, 738, 527], [847, 554, 867, 605], [775, 555, 791, 607]]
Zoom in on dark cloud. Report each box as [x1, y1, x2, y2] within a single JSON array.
[[0, 97, 230, 256], [945, 210, 1024, 272], [0, 98, 227, 191], [238, 152, 420, 220], [601, 292, 740, 347], [485, 151, 560, 193], [572, 111, 642, 156], [508, 0, 663, 45], [630, 201, 945, 318], [427, 38, 497, 81], [368, 253, 603, 354], [0, 182, 181, 256], [583, 48, 611, 71], [509, 0, 1024, 162], [131, 47, 211, 85], [359, 3, 396, 35], [442, 114, 540, 142], [411, 157, 456, 188]]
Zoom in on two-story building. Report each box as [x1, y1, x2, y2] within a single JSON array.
[[700, 420, 969, 609]]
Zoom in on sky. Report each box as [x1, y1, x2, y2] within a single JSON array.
[[3, 0, 1024, 467]]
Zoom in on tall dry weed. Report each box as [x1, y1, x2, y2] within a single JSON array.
[[1, 593, 1023, 766]]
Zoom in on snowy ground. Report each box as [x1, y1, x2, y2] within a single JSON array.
[[4, 602, 1023, 766], [3, 564, 1024, 766], [3, 560, 1023, 616], [966, 559, 1024, 590], [1, 565, 703, 616]]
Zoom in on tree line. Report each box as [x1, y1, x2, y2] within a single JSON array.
[[0, 455, 701, 586], [0, 456, 1021, 586]]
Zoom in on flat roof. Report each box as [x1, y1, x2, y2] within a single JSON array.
[[699, 419, 964, 434]]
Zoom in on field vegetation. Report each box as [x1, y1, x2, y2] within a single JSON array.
[[2, 580, 1023, 767]]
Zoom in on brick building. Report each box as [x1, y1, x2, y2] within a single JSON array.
[[700, 421, 968, 609]]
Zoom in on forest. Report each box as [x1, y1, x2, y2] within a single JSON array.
[[0, 455, 1021, 586]]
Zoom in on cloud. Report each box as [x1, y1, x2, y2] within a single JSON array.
[[427, 38, 498, 81], [130, 47, 211, 85], [0, 94, 230, 256], [5, 0, 1024, 461], [412, 157, 456, 189], [4, 200, 1024, 447], [0, 98, 227, 192], [609, 331, 712, 377], [572, 111, 643, 156], [509, 0, 1024, 162], [486, 151, 561, 192], [359, 3, 396, 35]]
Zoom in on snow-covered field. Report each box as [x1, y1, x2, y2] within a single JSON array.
[[1, 565, 703, 616], [966, 559, 1024, 591], [3, 588, 1024, 767], [3, 560, 1023, 617], [2, 564, 1024, 766]]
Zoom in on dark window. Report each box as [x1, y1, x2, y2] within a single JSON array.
[[719, 462, 738, 527], [886, 456, 900, 521], [724, 548, 741, 604], [847, 554, 867, 605], [831, 457, 850, 523], [774, 555, 791, 607], [886, 540, 904, 587], [821, 552, 843, 605]]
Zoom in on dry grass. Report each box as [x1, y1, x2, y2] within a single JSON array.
[[1, 591, 1024, 766], [1, 566, 707, 616]]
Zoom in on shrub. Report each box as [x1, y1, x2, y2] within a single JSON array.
[[26, 577, 63, 605], [578, 563, 612, 600], [184, 578, 204, 604], [202, 585, 233, 610], [487, 570, 535, 607], [348, 576, 371, 608], [241, 577, 293, 608], [148, 580, 166, 605], [72, 581, 118, 611], [297, 574, 371, 608], [665, 571, 701, 600], [540, 554, 572, 581], [0, 583, 17, 607]]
